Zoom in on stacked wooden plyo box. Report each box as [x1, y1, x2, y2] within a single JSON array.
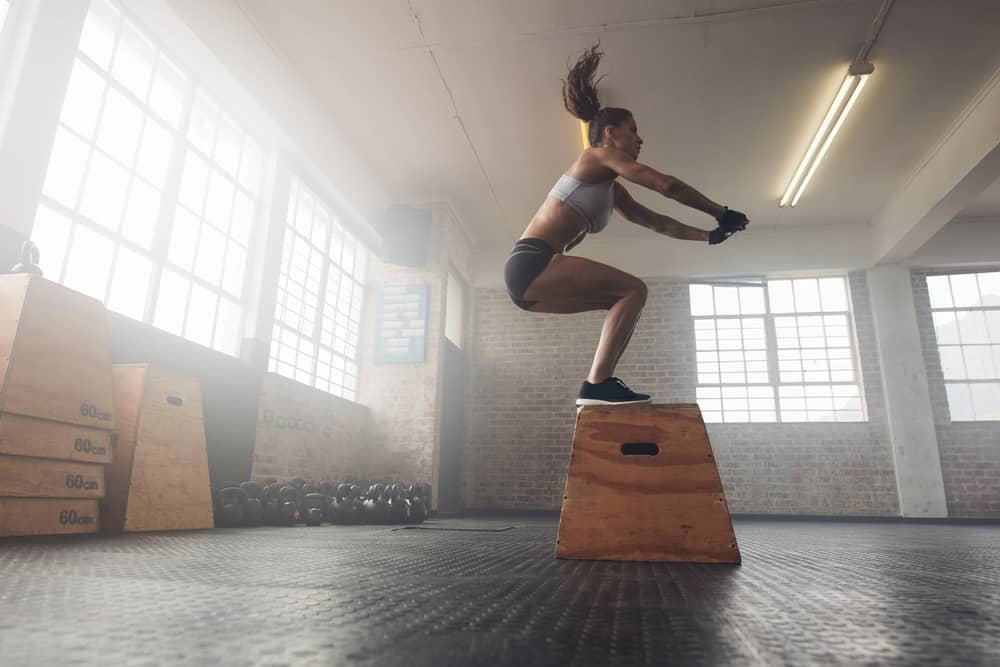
[[0, 275, 115, 536], [101, 363, 214, 532]]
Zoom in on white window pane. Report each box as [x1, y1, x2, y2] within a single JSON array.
[[768, 280, 794, 313], [215, 116, 241, 176], [153, 269, 188, 335], [939, 347, 966, 380], [818, 277, 847, 312], [42, 127, 90, 207], [63, 226, 114, 300], [79, 0, 119, 71], [178, 151, 210, 213], [963, 346, 995, 380], [61, 59, 106, 139], [195, 224, 226, 284], [950, 274, 979, 308], [354, 250, 368, 282], [213, 297, 241, 356], [149, 55, 187, 129], [96, 87, 143, 166], [188, 93, 218, 155], [793, 278, 821, 312], [926, 275, 953, 309], [30, 205, 73, 280], [168, 206, 200, 271], [222, 244, 247, 297], [185, 283, 217, 346], [121, 179, 160, 250], [714, 286, 739, 315], [978, 272, 1000, 307], [945, 383, 974, 421], [969, 383, 1000, 420], [957, 311, 990, 345], [230, 191, 255, 246], [689, 284, 714, 316], [135, 118, 174, 188], [204, 170, 234, 231], [238, 137, 263, 193], [739, 286, 765, 314], [985, 311, 1000, 344], [111, 19, 155, 100], [79, 152, 129, 231], [106, 247, 151, 320]]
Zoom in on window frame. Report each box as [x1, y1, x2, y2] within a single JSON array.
[[690, 275, 868, 424], [269, 174, 367, 401], [31, 0, 266, 357], [923, 268, 1000, 422]]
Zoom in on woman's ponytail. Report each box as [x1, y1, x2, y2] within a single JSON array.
[[561, 44, 604, 122]]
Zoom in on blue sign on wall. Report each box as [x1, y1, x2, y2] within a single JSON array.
[[374, 284, 429, 364]]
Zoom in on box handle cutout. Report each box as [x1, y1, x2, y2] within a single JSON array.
[[166, 395, 184, 407], [621, 442, 659, 456]]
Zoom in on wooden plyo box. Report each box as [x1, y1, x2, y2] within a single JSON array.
[[0, 275, 115, 430], [0, 453, 104, 498], [556, 404, 741, 563], [0, 412, 113, 463], [0, 498, 99, 537], [100, 364, 213, 532]]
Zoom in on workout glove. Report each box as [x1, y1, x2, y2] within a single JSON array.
[[708, 227, 730, 245], [708, 206, 748, 245], [715, 207, 749, 233]]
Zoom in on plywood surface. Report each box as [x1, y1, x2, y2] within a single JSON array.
[[555, 404, 740, 563], [102, 364, 213, 532], [0, 454, 104, 498], [0, 412, 113, 463], [0, 276, 114, 429], [0, 498, 99, 536]]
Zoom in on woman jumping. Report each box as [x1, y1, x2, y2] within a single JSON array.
[[504, 45, 749, 406]]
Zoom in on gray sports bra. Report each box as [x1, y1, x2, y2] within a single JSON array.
[[548, 174, 615, 234]]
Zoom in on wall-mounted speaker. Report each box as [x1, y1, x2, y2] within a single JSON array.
[[378, 205, 433, 267]]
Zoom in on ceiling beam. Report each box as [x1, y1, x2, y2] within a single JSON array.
[[871, 64, 1000, 264]]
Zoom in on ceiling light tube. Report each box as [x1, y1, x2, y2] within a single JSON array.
[[780, 60, 874, 207]]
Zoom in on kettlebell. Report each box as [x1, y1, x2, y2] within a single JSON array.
[[386, 483, 410, 523], [11, 241, 42, 276], [407, 484, 428, 523]]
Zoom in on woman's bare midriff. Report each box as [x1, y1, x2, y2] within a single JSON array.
[[520, 197, 590, 254]]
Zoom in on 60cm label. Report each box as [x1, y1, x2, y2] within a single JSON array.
[[65, 474, 99, 491], [59, 510, 95, 526]]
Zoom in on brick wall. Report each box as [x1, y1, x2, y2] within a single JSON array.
[[250, 372, 372, 483], [911, 270, 1000, 517], [466, 270, 900, 515]]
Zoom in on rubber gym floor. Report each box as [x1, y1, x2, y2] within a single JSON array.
[[1, 515, 998, 666]]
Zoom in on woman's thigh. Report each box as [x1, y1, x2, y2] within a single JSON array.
[[522, 254, 645, 314]]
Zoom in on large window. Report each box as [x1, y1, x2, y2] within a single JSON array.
[[269, 178, 366, 401], [690, 276, 866, 423], [30, 0, 264, 356], [925, 271, 1000, 421]]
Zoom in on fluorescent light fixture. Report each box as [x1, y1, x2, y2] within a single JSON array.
[[780, 61, 874, 207], [580, 120, 590, 148]]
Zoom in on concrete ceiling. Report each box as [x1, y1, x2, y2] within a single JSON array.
[[233, 0, 1000, 254]]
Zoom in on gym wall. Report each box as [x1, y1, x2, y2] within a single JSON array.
[[467, 271, 901, 516], [912, 271, 1000, 518]]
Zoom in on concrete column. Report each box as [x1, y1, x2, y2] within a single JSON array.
[[0, 0, 88, 238], [868, 264, 948, 517]]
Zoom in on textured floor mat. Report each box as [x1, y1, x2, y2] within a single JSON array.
[[0, 517, 998, 665]]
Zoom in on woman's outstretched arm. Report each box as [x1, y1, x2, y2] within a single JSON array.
[[612, 183, 710, 242], [594, 147, 726, 218]]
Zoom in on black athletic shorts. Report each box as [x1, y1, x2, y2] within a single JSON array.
[[504, 238, 555, 311]]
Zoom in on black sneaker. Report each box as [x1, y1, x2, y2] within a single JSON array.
[[576, 377, 652, 406]]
